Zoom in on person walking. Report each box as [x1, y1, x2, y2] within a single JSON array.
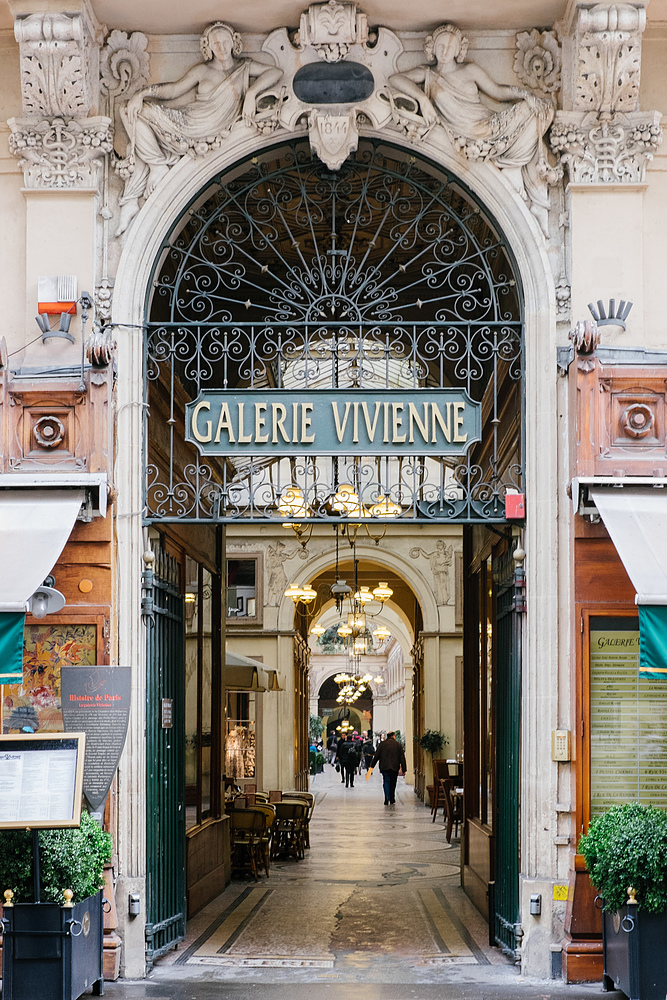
[[368, 731, 407, 805], [337, 733, 361, 788]]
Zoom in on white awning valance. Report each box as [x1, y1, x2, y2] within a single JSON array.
[[589, 487, 667, 604], [0, 489, 84, 611], [225, 650, 280, 692]]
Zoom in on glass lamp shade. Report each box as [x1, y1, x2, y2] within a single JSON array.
[[372, 582, 393, 603], [310, 624, 326, 636], [278, 486, 309, 520], [369, 495, 401, 518], [373, 625, 391, 640], [300, 584, 317, 604], [337, 624, 352, 637], [355, 586, 373, 604], [284, 582, 304, 602]]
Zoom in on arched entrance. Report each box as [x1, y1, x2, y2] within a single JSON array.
[[115, 133, 540, 967]]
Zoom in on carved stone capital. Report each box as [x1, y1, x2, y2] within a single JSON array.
[[13, 4, 105, 117], [550, 109, 662, 184], [8, 116, 113, 189], [297, 0, 369, 62]]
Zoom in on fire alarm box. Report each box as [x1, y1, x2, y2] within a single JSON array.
[[505, 491, 525, 519]]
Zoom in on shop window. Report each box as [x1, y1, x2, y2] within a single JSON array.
[[185, 559, 215, 829], [225, 690, 256, 780], [589, 615, 667, 816], [226, 557, 261, 623], [2, 622, 97, 735]]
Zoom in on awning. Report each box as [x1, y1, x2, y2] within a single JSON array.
[[589, 487, 667, 605], [0, 612, 25, 683], [590, 486, 667, 681], [225, 650, 281, 692], [0, 489, 84, 611]]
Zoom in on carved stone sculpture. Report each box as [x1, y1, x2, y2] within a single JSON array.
[[114, 21, 283, 235], [514, 29, 561, 95], [8, 116, 113, 189], [550, 110, 662, 183], [297, 0, 369, 62], [389, 24, 556, 236], [410, 541, 453, 606]]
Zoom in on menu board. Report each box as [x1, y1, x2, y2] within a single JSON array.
[[590, 617, 667, 817], [0, 733, 85, 828]]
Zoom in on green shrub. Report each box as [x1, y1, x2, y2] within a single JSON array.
[[578, 803, 667, 913], [0, 812, 112, 905], [416, 730, 448, 755]]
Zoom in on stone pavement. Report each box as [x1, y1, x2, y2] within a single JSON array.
[[106, 764, 622, 1000]]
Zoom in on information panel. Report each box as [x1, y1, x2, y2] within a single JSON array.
[[0, 733, 85, 828], [590, 616, 667, 817]]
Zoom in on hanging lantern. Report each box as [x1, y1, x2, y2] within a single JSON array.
[[372, 581, 393, 603]]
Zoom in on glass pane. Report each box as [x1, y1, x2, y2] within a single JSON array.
[[184, 556, 199, 830], [201, 569, 213, 819], [226, 691, 256, 779], [3, 624, 96, 735], [227, 560, 256, 618], [590, 616, 667, 816]]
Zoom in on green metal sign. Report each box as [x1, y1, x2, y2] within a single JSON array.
[[185, 390, 481, 457]]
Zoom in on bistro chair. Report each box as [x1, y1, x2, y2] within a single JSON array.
[[270, 801, 307, 861], [247, 803, 276, 876], [230, 809, 265, 880], [441, 778, 463, 843], [430, 760, 450, 821], [254, 790, 269, 803], [283, 791, 315, 848]]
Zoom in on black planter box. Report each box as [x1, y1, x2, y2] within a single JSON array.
[[1, 891, 103, 1000], [602, 904, 667, 1000]]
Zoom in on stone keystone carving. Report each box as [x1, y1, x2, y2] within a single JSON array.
[[297, 0, 369, 62], [308, 110, 359, 169], [8, 116, 113, 189]]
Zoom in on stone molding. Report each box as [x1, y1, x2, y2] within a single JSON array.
[[13, 6, 104, 118], [550, 109, 662, 184], [8, 115, 113, 189]]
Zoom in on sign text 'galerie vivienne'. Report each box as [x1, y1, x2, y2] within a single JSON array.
[[186, 390, 481, 457]]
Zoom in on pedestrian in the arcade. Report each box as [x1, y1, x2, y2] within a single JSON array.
[[367, 731, 407, 805]]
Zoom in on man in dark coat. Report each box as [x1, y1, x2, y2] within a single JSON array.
[[369, 731, 407, 805], [337, 734, 360, 787]]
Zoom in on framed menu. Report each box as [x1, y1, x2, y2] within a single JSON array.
[[0, 732, 85, 829]]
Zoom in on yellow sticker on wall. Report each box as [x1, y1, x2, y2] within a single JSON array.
[[552, 884, 569, 901]]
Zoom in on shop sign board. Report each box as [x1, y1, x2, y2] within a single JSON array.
[[0, 732, 85, 828], [185, 389, 481, 457]]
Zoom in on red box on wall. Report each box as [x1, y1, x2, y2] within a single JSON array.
[[505, 492, 525, 519]]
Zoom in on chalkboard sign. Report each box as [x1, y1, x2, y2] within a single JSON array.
[[60, 666, 131, 810], [0, 732, 85, 828]]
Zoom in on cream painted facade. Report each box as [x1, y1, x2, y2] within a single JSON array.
[[1, 0, 666, 985]]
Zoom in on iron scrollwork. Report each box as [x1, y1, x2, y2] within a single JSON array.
[[144, 139, 523, 524]]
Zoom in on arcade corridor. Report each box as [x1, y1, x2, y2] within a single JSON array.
[[102, 768, 624, 998]]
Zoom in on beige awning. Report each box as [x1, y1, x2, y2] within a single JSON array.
[[0, 489, 84, 611], [589, 486, 667, 604], [225, 650, 281, 692]]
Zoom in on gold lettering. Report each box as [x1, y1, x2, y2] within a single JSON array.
[[392, 402, 406, 444], [237, 403, 252, 443], [331, 401, 352, 443], [361, 401, 381, 442], [453, 401, 467, 442], [408, 402, 429, 444], [353, 401, 359, 444], [272, 403, 290, 444], [301, 403, 315, 443], [254, 402, 268, 444], [383, 401, 390, 443], [192, 401, 212, 443], [432, 402, 452, 443], [213, 401, 234, 443], [292, 402, 299, 443]]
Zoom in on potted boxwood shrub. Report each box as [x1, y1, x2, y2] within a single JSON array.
[[415, 730, 449, 804], [0, 811, 112, 1000], [579, 802, 667, 1000]]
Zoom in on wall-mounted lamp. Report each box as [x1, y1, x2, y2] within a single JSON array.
[[28, 576, 66, 618]]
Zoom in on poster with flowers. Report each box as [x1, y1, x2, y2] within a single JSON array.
[[1, 624, 97, 734]]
